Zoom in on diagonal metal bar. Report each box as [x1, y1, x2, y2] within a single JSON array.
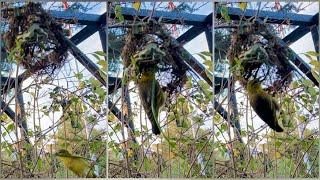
[[176, 26, 205, 44], [176, 13, 212, 44], [283, 26, 312, 45], [256, 20, 319, 86], [205, 28, 213, 53], [62, 35, 106, 86], [283, 13, 318, 45], [0, 92, 31, 144], [0, 99, 15, 121], [98, 29, 107, 53], [70, 24, 99, 45], [311, 27, 319, 54]]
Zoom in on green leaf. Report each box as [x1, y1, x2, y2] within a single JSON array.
[[94, 51, 106, 57], [305, 51, 320, 57], [7, 123, 15, 132], [221, 123, 227, 132], [185, 77, 192, 88], [275, 141, 282, 148], [91, 53, 100, 61], [197, 53, 207, 61], [249, 158, 257, 171], [114, 123, 122, 132], [203, 59, 213, 69], [98, 60, 108, 70], [199, 51, 212, 57], [74, 72, 83, 80], [310, 59, 320, 69], [307, 86, 317, 97], [220, 6, 231, 23], [115, 5, 124, 22], [89, 77, 101, 88]]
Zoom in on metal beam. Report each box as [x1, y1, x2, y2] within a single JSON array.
[[0, 99, 15, 121], [255, 20, 319, 86], [110, 7, 210, 26], [311, 27, 319, 54], [108, 77, 121, 94], [62, 34, 107, 86], [216, 7, 315, 26], [283, 13, 319, 45], [98, 29, 107, 53], [70, 24, 99, 45], [51, 8, 208, 26], [50, 10, 105, 25], [176, 13, 212, 44], [283, 26, 311, 45], [176, 26, 205, 44], [50, 7, 315, 27], [205, 28, 213, 53], [0, 97, 31, 144]]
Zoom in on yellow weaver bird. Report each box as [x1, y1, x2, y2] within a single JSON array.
[[137, 70, 165, 135], [55, 149, 97, 178], [246, 79, 283, 132]]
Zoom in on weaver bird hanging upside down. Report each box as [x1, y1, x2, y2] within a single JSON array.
[[137, 70, 165, 135], [246, 79, 283, 132], [55, 149, 97, 178]]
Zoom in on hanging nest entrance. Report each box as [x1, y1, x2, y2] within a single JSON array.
[[2, 2, 68, 75], [121, 20, 188, 95], [227, 20, 294, 93]]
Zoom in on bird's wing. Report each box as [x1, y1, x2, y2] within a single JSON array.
[[252, 95, 276, 122], [68, 157, 91, 177], [272, 98, 280, 111], [252, 94, 283, 132]]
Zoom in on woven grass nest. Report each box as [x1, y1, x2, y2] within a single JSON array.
[[121, 20, 188, 95], [227, 21, 294, 93], [2, 2, 68, 75]]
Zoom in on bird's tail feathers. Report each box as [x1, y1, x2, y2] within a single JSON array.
[[268, 121, 284, 132]]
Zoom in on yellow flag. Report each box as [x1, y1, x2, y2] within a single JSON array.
[[133, 1, 141, 11]]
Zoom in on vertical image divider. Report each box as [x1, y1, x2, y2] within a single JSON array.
[[318, 2, 320, 178], [212, 0, 216, 178], [105, 2, 109, 178], [0, 2, 2, 177]]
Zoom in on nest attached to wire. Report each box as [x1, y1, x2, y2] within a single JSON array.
[[2, 2, 68, 75], [121, 20, 188, 95], [227, 21, 294, 93]]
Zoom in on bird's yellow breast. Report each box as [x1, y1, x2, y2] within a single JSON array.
[[59, 156, 90, 177]]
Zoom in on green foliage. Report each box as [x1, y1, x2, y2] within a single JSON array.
[[115, 5, 124, 22], [220, 6, 231, 23]]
